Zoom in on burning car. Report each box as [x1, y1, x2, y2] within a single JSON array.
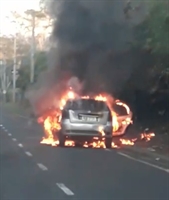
[[57, 98, 113, 148], [38, 90, 133, 147]]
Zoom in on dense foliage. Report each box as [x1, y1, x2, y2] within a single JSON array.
[[16, 51, 47, 93], [134, 1, 169, 68]]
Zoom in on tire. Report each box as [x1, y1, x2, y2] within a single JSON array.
[[124, 124, 132, 136], [58, 130, 65, 147], [75, 141, 82, 147], [105, 138, 112, 149], [53, 130, 58, 140]]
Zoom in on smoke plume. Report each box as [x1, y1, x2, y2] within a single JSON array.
[[26, 0, 147, 115], [49, 0, 147, 92]]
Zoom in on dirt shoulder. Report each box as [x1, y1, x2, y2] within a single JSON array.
[[123, 120, 169, 163], [1, 103, 33, 119]]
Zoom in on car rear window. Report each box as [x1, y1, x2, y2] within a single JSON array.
[[65, 99, 109, 111]]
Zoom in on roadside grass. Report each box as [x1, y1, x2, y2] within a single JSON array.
[[1, 102, 30, 116]]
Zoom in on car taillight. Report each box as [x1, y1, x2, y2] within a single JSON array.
[[62, 110, 69, 119]]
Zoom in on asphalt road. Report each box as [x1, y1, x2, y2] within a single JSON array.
[[0, 111, 169, 200]]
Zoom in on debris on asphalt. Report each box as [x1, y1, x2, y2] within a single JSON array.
[[147, 147, 156, 152]]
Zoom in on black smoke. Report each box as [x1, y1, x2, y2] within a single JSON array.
[[26, 0, 147, 115], [49, 0, 147, 95]]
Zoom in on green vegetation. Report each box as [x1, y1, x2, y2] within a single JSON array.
[[130, 1, 169, 94], [146, 1, 169, 55], [16, 51, 47, 93], [135, 1, 169, 66]]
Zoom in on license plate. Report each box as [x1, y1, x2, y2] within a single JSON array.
[[81, 117, 97, 122]]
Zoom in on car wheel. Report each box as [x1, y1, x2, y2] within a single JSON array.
[[58, 130, 65, 147], [124, 124, 132, 135], [105, 138, 112, 149], [53, 130, 58, 140], [75, 141, 82, 147]]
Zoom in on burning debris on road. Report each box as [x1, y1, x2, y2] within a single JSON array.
[[37, 89, 155, 148]]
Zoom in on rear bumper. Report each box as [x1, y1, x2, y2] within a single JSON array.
[[61, 119, 112, 138], [64, 131, 112, 139]]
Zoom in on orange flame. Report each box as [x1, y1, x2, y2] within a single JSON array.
[[38, 90, 155, 148], [140, 132, 155, 142]]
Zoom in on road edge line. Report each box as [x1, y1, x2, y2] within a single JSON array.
[[122, 146, 169, 162], [118, 152, 169, 174]]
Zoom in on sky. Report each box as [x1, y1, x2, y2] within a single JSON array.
[[0, 0, 41, 35]]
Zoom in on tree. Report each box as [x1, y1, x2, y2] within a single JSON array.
[[0, 35, 30, 61], [16, 50, 47, 93], [134, 1, 169, 55], [133, 1, 169, 90], [34, 51, 47, 82], [16, 66, 30, 92], [11, 6, 51, 83], [0, 36, 14, 60], [146, 2, 169, 55], [0, 35, 31, 98]]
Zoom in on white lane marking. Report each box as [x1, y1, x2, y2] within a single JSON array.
[[37, 163, 48, 171], [105, 149, 111, 151], [16, 114, 29, 119], [0, 124, 2, 127], [56, 183, 74, 196], [118, 152, 169, 174], [25, 151, 33, 157], [18, 143, 23, 148], [8, 133, 12, 136], [12, 138, 17, 141]]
